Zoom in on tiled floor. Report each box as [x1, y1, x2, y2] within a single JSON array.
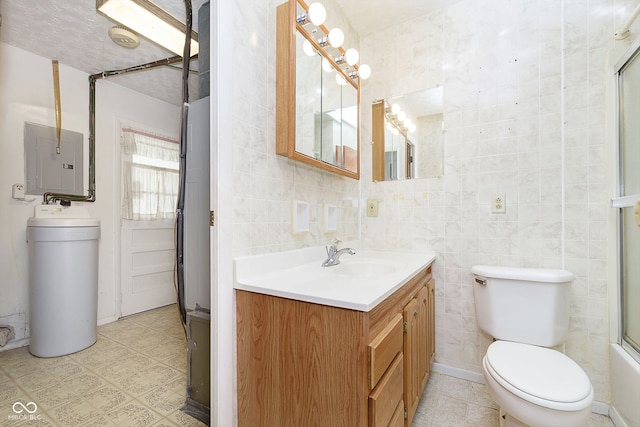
[[0, 304, 204, 426], [411, 372, 615, 427], [0, 304, 617, 427]]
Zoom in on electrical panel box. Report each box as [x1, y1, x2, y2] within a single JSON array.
[[24, 122, 84, 196]]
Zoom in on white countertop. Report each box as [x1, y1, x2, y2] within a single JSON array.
[[234, 245, 436, 312]]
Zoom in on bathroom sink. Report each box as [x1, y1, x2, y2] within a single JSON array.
[[332, 261, 397, 278]]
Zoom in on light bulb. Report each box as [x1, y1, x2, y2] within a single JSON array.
[[358, 64, 371, 79], [404, 118, 412, 127], [397, 111, 406, 121], [302, 39, 316, 56], [409, 124, 417, 133], [391, 104, 401, 115], [328, 28, 344, 48], [345, 48, 359, 65], [335, 73, 346, 86], [308, 3, 326, 26], [322, 57, 333, 72]]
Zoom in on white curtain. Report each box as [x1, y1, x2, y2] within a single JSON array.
[[121, 128, 179, 220]]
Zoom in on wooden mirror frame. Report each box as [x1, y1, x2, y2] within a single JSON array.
[[275, 0, 360, 180]]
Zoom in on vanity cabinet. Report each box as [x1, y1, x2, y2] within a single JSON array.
[[236, 265, 435, 427]]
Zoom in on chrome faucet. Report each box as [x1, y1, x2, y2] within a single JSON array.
[[322, 238, 356, 267]]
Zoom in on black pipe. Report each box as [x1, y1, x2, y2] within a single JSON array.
[[175, 0, 193, 327], [43, 55, 186, 205]]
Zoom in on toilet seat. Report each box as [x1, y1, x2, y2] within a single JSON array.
[[484, 341, 593, 412]]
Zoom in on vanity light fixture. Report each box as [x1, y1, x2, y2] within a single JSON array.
[[296, 2, 326, 26], [303, 39, 316, 56], [96, 0, 199, 57], [328, 28, 344, 48], [358, 64, 371, 80], [385, 101, 417, 135], [345, 48, 359, 65], [294, 0, 371, 82]]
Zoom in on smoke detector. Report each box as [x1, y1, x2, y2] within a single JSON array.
[[108, 26, 140, 49]]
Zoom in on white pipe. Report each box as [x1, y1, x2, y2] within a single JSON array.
[[615, 2, 640, 39]]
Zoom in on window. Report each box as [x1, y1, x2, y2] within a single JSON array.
[[121, 127, 179, 220]]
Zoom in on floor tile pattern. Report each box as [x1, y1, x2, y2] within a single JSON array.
[[411, 372, 615, 427], [0, 305, 617, 427], [0, 305, 205, 427]]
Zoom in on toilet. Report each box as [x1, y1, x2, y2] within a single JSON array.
[[471, 265, 594, 427]]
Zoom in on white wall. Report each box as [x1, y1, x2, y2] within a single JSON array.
[[359, 0, 640, 405], [0, 43, 180, 348], [229, 0, 362, 258]]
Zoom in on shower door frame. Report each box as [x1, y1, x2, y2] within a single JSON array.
[[613, 36, 640, 363]]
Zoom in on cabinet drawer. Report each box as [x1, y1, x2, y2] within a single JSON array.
[[369, 353, 404, 427], [388, 399, 404, 427], [369, 314, 403, 389]]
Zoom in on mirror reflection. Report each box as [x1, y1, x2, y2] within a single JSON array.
[[372, 86, 443, 181], [295, 31, 359, 173]]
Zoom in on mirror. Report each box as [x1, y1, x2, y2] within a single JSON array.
[[275, 0, 360, 179], [372, 86, 443, 181]]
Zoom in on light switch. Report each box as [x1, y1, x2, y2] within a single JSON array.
[[635, 199, 640, 227]]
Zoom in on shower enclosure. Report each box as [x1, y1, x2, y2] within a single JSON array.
[[610, 36, 640, 427]]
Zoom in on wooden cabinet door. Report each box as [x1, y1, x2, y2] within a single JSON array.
[[403, 285, 430, 427]]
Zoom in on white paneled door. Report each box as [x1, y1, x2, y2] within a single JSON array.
[[120, 219, 177, 316]]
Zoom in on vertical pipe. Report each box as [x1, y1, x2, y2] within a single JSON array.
[[52, 60, 62, 154], [175, 0, 193, 326]]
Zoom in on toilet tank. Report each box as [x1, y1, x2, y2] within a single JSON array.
[[471, 266, 574, 347]]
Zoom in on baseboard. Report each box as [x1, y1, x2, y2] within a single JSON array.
[[591, 400, 609, 416], [0, 337, 29, 352], [432, 362, 484, 384], [609, 405, 628, 427], [432, 362, 611, 418]]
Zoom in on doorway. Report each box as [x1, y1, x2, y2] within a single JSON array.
[[119, 126, 180, 316]]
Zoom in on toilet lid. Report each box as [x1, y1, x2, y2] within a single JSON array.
[[485, 341, 592, 404]]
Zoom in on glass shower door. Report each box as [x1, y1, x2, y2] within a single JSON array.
[[615, 43, 640, 357]]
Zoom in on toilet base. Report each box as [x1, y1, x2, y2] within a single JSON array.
[[499, 408, 529, 427]]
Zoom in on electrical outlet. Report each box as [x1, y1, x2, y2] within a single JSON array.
[[12, 183, 25, 199], [367, 198, 379, 217], [492, 194, 506, 213]]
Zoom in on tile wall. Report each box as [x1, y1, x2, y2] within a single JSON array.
[[229, 0, 640, 405], [230, 0, 361, 257], [359, 0, 638, 403]]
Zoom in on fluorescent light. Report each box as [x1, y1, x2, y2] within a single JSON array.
[[97, 0, 198, 57]]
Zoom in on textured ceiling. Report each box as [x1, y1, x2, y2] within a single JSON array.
[[0, 0, 461, 106], [0, 0, 206, 106]]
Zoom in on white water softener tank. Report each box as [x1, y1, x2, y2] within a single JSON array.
[[27, 205, 100, 357]]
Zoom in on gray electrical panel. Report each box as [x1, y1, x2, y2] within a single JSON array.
[[24, 122, 84, 196]]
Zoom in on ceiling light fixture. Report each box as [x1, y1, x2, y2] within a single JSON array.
[[108, 26, 140, 49], [97, 0, 199, 57]]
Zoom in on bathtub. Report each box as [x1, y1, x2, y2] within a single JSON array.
[[609, 343, 640, 427]]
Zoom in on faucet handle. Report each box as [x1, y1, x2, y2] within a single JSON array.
[[332, 237, 342, 247]]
